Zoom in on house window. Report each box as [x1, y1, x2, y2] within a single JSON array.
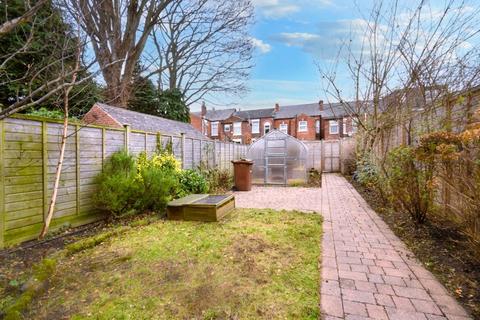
[[315, 120, 320, 134], [352, 118, 358, 133], [298, 120, 308, 132], [264, 122, 271, 134], [233, 122, 242, 135], [202, 119, 209, 136], [251, 119, 260, 134], [211, 121, 219, 136], [279, 123, 288, 134], [224, 124, 231, 132], [329, 120, 339, 134], [343, 118, 349, 134]]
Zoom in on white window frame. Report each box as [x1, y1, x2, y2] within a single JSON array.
[[251, 119, 260, 134], [279, 123, 288, 134], [315, 119, 320, 134], [298, 120, 308, 132], [352, 118, 358, 133], [224, 124, 231, 132], [211, 121, 219, 136], [264, 122, 271, 134], [329, 120, 339, 134], [343, 117, 349, 135], [233, 122, 242, 136]]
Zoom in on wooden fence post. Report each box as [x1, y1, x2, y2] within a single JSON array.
[[124, 124, 130, 152], [212, 141, 217, 168], [42, 121, 48, 220], [181, 133, 186, 169], [76, 125, 81, 215], [199, 139, 203, 165], [144, 132, 148, 154], [101, 128, 106, 168], [0, 119, 5, 248]]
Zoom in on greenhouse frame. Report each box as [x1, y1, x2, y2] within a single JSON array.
[[246, 130, 308, 185]]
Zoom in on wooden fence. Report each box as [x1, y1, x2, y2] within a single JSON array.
[[304, 138, 356, 173], [0, 115, 247, 248]]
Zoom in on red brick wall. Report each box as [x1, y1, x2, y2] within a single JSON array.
[[83, 104, 123, 128], [322, 118, 341, 140], [295, 114, 319, 140], [190, 113, 202, 132]]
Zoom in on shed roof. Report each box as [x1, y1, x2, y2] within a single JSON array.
[[94, 103, 207, 140]]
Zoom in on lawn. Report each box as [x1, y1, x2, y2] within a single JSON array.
[[14, 208, 322, 319]]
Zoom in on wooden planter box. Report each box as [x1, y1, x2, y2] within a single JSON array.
[[167, 194, 235, 222]]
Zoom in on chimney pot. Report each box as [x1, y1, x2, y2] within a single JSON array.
[[274, 103, 280, 112], [319, 100, 324, 111], [201, 102, 207, 116]]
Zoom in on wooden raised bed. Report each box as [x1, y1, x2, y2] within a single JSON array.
[[166, 194, 235, 222]]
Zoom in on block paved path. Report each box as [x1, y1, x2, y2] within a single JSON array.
[[234, 173, 472, 320]]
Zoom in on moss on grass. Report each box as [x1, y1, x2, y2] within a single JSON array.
[[20, 209, 322, 319]]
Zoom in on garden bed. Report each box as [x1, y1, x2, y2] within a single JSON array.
[[350, 177, 480, 319], [2, 209, 322, 319]]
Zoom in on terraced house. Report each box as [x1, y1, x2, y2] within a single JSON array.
[[191, 100, 358, 144]]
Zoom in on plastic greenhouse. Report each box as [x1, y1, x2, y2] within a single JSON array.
[[246, 130, 308, 185]]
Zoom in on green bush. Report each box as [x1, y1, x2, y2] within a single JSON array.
[[94, 150, 179, 217], [202, 168, 233, 193], [354, 154, 381, 189], [178, 169, 209, 197], [93, 151, 139, 217], [136, 165, 178, 212], [385, 146, 435, 224]]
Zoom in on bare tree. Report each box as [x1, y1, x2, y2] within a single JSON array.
[[146, 0, 254, 106], [319, 0, 480, 154], [65, 0, 173, 107], [39, 36, 82, 239]]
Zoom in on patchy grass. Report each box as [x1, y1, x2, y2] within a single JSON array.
[[350, 177, 480, 319], [13, 209, 321, 319]]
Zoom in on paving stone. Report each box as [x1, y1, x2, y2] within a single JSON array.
[[342, 289, 376, 304], [392, 285, 432, 301], [322, 294, 344, 318], [366, 304, 388, 320], [344, 300, 368, 317], [234, 175, 471, 320]]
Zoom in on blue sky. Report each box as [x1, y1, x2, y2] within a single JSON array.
[[192, 0, 480, 112], [192, 0, 366, 111]]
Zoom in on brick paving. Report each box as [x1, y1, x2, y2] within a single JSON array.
[[234, 174, 472, 320]]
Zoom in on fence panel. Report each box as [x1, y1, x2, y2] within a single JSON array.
[[0, 115, 247, 248]]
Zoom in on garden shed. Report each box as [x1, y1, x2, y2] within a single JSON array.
[[247, 130, 308, 185]]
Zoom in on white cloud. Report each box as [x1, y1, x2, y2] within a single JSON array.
[[252, 0, 300, 19], [250, 37, 272, 53], [275, 32, 321, 47]]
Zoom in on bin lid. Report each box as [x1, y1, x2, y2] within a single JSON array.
[[231, 158, 253, 164]]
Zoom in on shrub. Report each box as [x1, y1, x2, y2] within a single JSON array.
[[385, 146, 435, 224], [136, 165, 178, 212], [93, 151, 139, 217], [202, 168, 233, 193], [178, 169, 209, 196], [94, 150, 180, 217], [354, 154, 382, 189]]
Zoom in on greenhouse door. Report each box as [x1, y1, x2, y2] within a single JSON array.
[[264, 136, 287, 185]]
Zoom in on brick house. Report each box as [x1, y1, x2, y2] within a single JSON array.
[[190, 100, 358, 143], [83, 103, 207, 140]]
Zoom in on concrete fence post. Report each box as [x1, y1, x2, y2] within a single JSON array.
[[212, 141, 217, 168]]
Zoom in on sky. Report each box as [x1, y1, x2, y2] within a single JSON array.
[[192, 0, 368, 111], [188, 0, 480, 112]]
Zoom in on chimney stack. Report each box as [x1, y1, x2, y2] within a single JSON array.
[[319, 100, 324, 111], [201, 101, 207, 116], [274, 103, 280, 112]]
